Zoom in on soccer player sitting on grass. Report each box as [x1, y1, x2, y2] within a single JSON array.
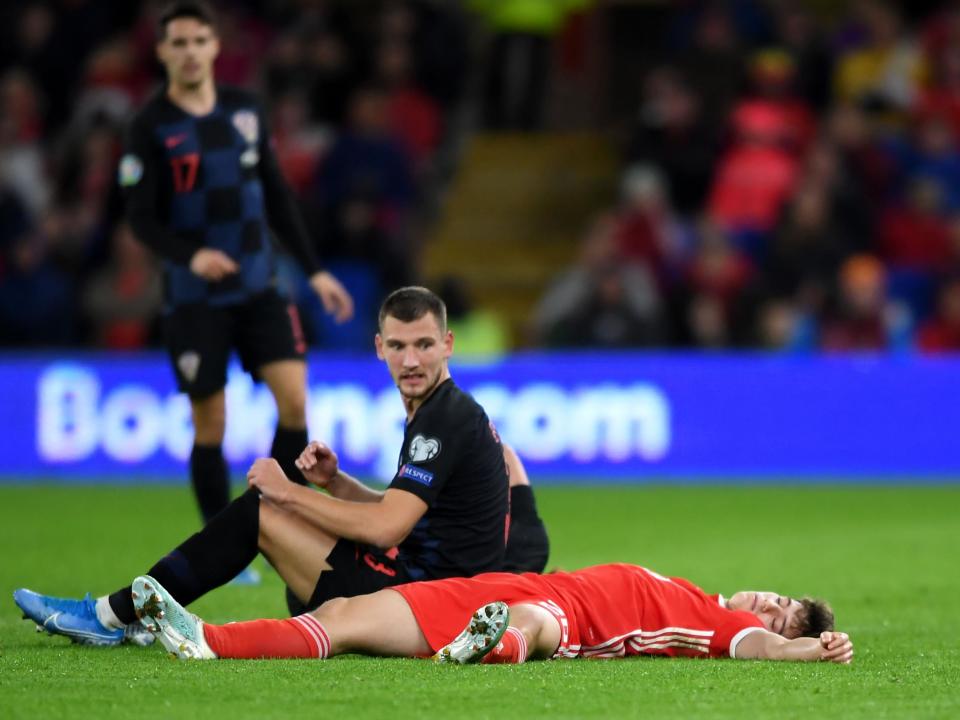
[[13, 287, 549, 646], [129, 562, 852, 665]]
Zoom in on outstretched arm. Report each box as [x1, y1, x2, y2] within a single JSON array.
[[734, 629, 854, 663]]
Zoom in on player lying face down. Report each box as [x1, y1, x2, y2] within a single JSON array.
[[131, 562, 853, 665]]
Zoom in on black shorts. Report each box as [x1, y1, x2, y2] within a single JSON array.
[[305, 539, 414, 610], [163, 288, 307, 398]]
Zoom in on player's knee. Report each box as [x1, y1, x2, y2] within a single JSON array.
[[314, 596, 349, 622]]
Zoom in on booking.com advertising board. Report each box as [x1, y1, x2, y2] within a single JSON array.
[[0, 352, 958, 482]]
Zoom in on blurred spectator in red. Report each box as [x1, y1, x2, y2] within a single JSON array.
[[877, 175, 951, 271], [916, 275, 960, 352], [271, 91, 330, 197], [834, 0, 926, 113], [374, 37, 441, 171], [613, 164, 688, 288], [626, 66, 717, 217], [820, 254, 910, 351], [210, 6, 270, 88], [81, 222, 161, 349], [730, 48, 816, 157], [707, 102, 800, 234], [533, 212, 663, 348], [681, 219, 755, 347], [915, 41, 960, 141]]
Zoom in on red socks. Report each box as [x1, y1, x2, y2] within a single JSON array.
[[204, 614, 331, 659], [482, 627, 528, 664]]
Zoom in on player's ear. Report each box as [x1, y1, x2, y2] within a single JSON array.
[[444, 330, 454, 357], [375, 334, 385, 360]]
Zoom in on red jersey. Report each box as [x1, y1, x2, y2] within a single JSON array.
[[392, 563, 764, 659]]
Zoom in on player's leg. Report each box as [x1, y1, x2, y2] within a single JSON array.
[[502, 444, 550, 573], [165, 302, 233, 522], [481, 603, 561, 663], [435, 602, 561, 664], [15, 488, 337, 644], [259, 358, 309, 485], [238, 290, 310, 486], [138, 581, 431, 661], [256, 498, 335, 602], [189, 389, 230, 521], [13, 487, 262, 645]]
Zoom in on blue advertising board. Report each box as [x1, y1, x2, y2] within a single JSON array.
[[0, 352, 957, 482]]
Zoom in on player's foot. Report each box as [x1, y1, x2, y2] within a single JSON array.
[[229, 566, 261, 586], [433, 602, 509, 664], [132, 575, 216, 660], [13, 589, 124, 646]]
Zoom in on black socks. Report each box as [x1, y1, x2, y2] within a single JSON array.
[[108, 489, 262, 625], [190, 443, 230, 522], [271, 425, 309, 485]]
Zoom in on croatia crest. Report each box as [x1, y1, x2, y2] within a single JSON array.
[[231, 110, 259, 144]]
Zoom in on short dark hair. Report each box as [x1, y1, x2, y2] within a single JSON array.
[[378, 286, 447, 332], [795, 597, 835, 638], [158, 1, 217, 39]]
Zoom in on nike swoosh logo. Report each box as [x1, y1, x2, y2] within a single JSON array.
[[165, 133, 189, 149], [44, 612, 117, 641]]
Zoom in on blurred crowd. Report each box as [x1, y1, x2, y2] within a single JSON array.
[[3, 0, 960, 354], [0, 0, 473, 349], [535, 0, 960, 353]]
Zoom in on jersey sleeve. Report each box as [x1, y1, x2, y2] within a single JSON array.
[[388, 412, 468, 507], [255, 102, 322, 276], [121, 114, 198, 265], [714, 610, 765, 658]]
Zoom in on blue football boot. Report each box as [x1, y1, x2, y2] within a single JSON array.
[[13, 589, 123, 646]]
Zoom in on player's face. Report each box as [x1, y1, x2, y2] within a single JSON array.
[[376, 313, 453, 402], [727, 591, 804, 639], [157, 18, 219, 90]]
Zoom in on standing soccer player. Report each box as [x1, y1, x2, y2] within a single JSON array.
[[119, 1, 354, 544]]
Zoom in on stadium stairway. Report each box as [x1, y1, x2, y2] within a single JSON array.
[[423, 133, 617, 346]]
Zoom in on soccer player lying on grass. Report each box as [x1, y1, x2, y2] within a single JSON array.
[[129, 562, 853, 665]]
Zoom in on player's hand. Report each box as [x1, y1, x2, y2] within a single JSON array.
[[246, 457, 292, 504], [309, 271, 354, 323], [294, 441, 339, 488], [190, 249, 240, 281], [818, 631, 853, 664]]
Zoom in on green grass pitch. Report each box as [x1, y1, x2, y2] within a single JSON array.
[[1, 483, 958, 719]]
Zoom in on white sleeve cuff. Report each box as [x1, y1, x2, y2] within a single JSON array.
[[729, 626, 765, 658]]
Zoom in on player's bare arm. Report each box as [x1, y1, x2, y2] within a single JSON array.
[[735, 628, 854, 663], [295, 441, 383, 503], [309, 271, 354, 323], [248, 458, 427, 547]]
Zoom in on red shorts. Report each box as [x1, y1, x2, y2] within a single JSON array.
[[390, 572, 576, 655]]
